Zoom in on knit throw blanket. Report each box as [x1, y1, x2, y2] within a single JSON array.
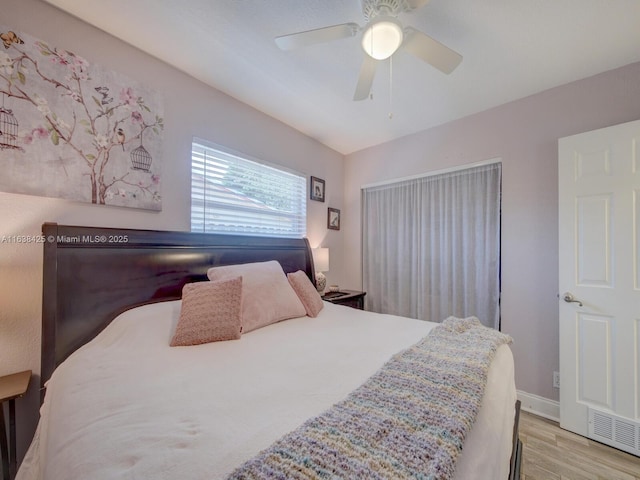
[[227, 317, 512, 480]]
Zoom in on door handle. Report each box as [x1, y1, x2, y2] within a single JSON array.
[[562, 292, 583, 307]]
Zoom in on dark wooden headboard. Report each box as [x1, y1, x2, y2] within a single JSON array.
[[41, 223, 315, 387]]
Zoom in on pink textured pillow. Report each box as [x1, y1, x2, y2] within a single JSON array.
[[207, 261, 306, 333], [170, 277, 243, 346], [287, 270, 324, 317]]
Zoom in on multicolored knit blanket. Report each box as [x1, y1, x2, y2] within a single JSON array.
[[227, 317, 512, 480]]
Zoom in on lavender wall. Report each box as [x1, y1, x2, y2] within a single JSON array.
[[4, 0, 640, 466], [343, 61, 640, 402], [1, 0, 344, 462]]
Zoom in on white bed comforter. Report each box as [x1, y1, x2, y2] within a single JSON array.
[[18, 301, 516, 480]]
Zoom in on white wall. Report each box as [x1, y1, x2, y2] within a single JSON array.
[[1, 0, 344, 461], [343, 61, 640, 404]]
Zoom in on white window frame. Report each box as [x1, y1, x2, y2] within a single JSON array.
[[191, 138, 307, 238]]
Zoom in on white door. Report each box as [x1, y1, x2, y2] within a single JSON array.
[[558, 119, 640, 456]]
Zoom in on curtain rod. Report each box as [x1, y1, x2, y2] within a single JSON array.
[[361, 158, 501, 190]]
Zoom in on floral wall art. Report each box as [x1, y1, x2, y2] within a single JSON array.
[[0, 26, 164, 210]]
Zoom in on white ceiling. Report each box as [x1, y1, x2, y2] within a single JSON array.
[[44, 0, 640, 155]]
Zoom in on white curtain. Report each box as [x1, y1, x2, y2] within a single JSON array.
[[362, 162, 501, 329]]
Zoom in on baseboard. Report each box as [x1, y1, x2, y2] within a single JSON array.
[[517, 390, 560, 422]]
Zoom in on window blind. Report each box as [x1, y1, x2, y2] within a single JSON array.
[[191, 140, 307, 238]]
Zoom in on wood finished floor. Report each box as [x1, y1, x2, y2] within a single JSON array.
[[519, 411, 640, 480]]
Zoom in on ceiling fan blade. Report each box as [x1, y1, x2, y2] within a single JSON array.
[[275, 23, 359, 50], [402, 27, 462, 74], [406, 0, 432, 9], [353, 54, 378, 101]]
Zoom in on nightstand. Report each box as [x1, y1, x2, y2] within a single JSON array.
[[322, 290, 366, 310], [0, 370, 31, 480]]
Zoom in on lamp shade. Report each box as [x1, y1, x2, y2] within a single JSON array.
[[312, 247, 329, 272], [361, 16, 404, 60]]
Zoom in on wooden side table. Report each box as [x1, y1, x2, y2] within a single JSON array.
[[322, 290, 366, 310], [0, 370, 31, 480]]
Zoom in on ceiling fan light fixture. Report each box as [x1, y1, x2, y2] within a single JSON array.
[[361, 16, 404, 60]]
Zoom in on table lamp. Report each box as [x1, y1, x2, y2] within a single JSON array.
[[312, 248, 329, 293]]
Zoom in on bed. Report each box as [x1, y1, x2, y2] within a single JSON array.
[[18, 223, 521, 480]]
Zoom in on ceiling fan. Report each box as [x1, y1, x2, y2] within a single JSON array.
[[275, 0, 462, 101]]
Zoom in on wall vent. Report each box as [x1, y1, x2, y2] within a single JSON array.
[[588, 408, 640, 456]]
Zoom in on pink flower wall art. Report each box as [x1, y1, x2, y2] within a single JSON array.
[[0, 26, 164, 210]]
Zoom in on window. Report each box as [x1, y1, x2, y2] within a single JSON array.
[[191, 139, 307, 237]]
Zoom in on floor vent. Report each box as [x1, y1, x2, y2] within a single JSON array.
[[588, 408, 640, 456]]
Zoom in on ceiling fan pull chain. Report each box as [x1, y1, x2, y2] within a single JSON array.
[[370, 25, 375, 100], [389, 55, 394, 119], [369, 21, 375, 100]]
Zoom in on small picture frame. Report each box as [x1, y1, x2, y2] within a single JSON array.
[[310, 176, 325, 202], [327, 207, 341, 230]]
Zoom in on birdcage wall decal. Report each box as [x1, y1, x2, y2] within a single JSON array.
[[0, 107, 19, 150], [130, 141, 152, 172]]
